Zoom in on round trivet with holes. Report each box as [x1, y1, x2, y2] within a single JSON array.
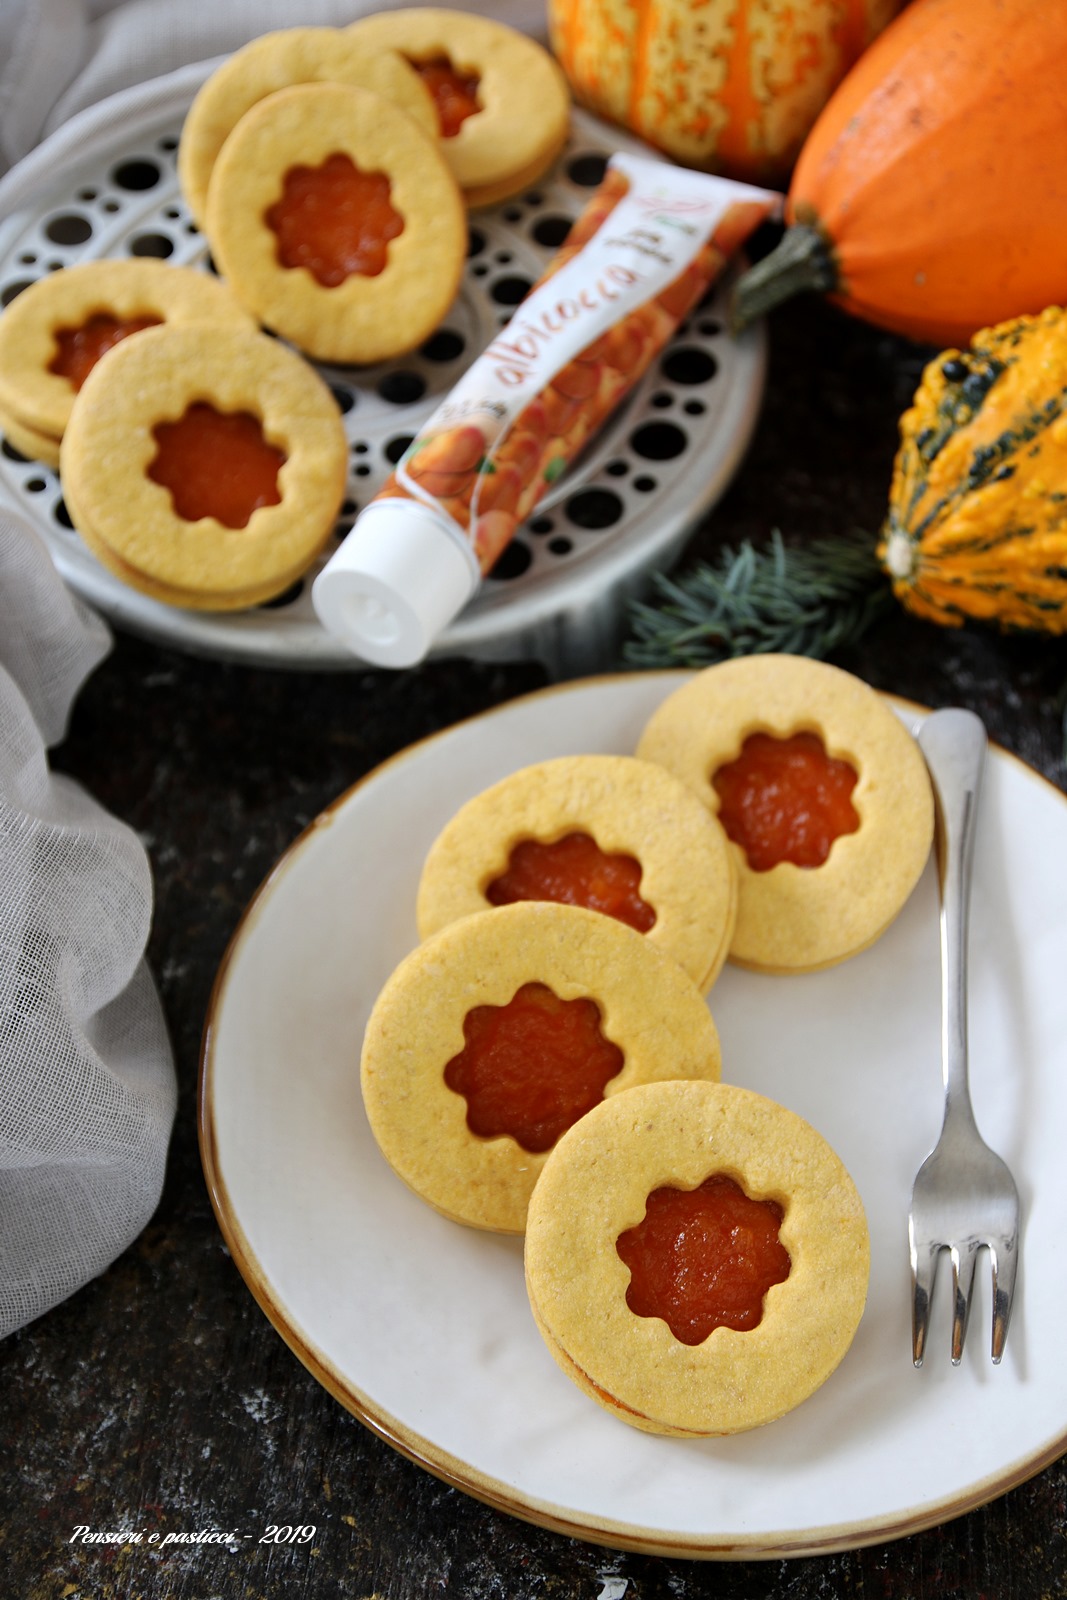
[[0, 60, 768, 676]]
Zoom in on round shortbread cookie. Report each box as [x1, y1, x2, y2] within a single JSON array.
[[0, 259, 254, 442], [635, 656, 934, 973], [204, 81, 466, 364], [416, 754, 737, 994], [178, 26, 438, 228], [360, 901, 723, 1235], [524, 1078, 870, 1436], [59, 320, 347, 610], [345, 8, 570, 204]]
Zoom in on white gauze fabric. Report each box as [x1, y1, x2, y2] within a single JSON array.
[[0, 0, 548, 1335], [0, 510, 177, 1338]]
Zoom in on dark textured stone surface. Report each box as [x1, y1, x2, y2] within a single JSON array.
[[5, 291, 1067, 1600]]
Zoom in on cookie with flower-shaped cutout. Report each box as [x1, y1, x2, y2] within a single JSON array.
[[360, 901, 723, 1235], [524, 1078, 870, 1435], [416, 754, 737, 994], [345, 7, 571, 207], [204, 80, 466, 363], [59, 320, 347, 610], [635, 655, 934, 973]]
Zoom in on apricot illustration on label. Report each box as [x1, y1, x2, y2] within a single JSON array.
[[404, 424, 487, 500], [585, 317, 648, 376], [655, 244, 722, 320], [477, 460, 524, 515], [494, 426, 542, 480]]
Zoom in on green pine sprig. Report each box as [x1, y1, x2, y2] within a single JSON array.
[[623, 528, 894, 670]]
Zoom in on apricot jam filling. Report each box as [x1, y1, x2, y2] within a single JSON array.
[[147, 403, 286, 528], [485, 832, 656, 933], [49, 312, 162, 391], [265, 153, 405, 287], [616, 1174, 791, 1343], [410, 56, 481, 138], [443, 981, 624, 1153], [712, 731, 860, 872]]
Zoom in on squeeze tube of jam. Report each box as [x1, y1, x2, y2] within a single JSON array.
[[312, 153, 781, 667]]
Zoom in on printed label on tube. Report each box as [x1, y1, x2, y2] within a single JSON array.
[[380, 154, 779, 573], [313, 153, 780, 667]]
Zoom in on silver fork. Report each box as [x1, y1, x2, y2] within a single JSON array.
[[909, 708, 1020, 1367]]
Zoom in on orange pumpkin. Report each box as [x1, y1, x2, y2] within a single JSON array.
[[547, 0, 903, 184], [732, 0, 1067, 345]]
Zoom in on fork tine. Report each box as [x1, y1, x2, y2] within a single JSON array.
[[910, 1238, 940, 1367], [990, 1237, 1018, 1364], [950, 1242, 980, 1365]]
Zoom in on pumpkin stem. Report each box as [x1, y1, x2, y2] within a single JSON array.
[[729, 223, 839, 331]]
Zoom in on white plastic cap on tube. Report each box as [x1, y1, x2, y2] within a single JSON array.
[[312, 498, 479, 668]]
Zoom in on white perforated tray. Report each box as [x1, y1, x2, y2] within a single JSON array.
[[0, 61, 767, 675]]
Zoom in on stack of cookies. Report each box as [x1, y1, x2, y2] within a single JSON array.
[[184, 12, 571, 363], [57, 317, 349, 610]]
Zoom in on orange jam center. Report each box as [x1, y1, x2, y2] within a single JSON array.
[[616, 1174, 791, 1343], [444, 981, 624, 1153], [265, 153, 404, 287], [712, 731, 860, 872], [411, 56, 481, 137], [147, 402, 286, 528], [49, 312, 162, 391], [485, 832, 656, 933]]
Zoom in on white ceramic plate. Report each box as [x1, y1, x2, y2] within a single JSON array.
[[199, 673, 1067, 1558]]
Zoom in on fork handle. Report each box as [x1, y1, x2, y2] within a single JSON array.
[[918, 709, 988, 1122]]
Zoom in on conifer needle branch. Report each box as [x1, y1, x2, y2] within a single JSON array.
[[623, 529, 893, 669]]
